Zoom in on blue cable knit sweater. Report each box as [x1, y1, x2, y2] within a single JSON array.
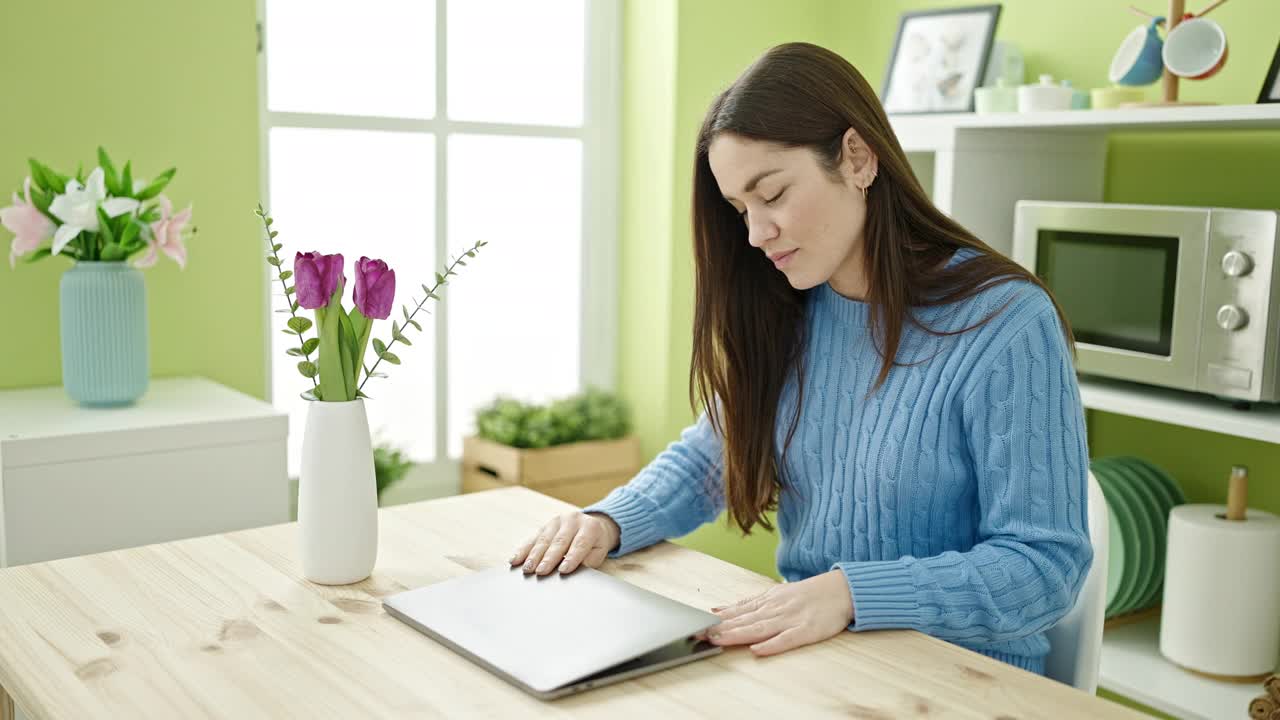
[[583, 250, 1093, 674]]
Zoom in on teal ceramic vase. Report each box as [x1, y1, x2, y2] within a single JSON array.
[[59, 261, 149, 406]]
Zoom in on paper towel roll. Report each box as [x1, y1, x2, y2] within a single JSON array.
[[1159, 504, 1280, 677]]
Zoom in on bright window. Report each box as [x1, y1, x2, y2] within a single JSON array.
[[259, 0, 619, 483]]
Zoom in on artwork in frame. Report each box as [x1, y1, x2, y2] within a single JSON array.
[[1258, 38, 1280, 103], [881, 4, 1002, 114]]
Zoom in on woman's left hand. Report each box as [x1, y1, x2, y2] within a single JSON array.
[[702, 569, 855, 657]]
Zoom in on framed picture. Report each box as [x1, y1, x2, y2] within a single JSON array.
[[881, 4, 1002, 114], [1259, 38, 1280, 103]]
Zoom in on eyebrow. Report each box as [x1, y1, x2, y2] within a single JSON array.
[[722, 168, 782, 203]]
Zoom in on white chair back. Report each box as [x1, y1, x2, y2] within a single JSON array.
[[1044, 469, 1109, 693]]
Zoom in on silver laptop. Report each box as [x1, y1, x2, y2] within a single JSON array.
[[383, 565, 723, 699]]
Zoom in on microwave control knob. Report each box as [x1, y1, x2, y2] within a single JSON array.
[[1217, 304, 1248, 331], [1221, 250, 1254, 277]]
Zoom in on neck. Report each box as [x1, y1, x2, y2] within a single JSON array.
[[827, 243, 868, 300]]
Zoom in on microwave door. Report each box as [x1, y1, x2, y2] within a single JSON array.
[[1025, 207, 1209, 392]]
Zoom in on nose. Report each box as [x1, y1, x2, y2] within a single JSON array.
[[746, 212, 777, 249]]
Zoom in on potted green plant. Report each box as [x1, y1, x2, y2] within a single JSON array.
[[462, 389, 641, 508]]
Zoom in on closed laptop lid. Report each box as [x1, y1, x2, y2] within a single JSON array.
[[383, 565, 720, 694]]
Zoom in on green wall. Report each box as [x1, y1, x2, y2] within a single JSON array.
[[620, 0, 1280, 578], [0, 0, 266, 400]]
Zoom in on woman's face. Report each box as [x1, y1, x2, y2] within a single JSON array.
[[708, 129, 876, 296]]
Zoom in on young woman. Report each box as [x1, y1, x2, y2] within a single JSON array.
[[510, 42, 1092, 675]]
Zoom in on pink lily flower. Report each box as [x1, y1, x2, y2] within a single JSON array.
[[2, 177, 55, 268], [135, 195, 192, 269]]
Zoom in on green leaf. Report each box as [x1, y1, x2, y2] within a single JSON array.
[[134, 168, 176, 201], [285, 285, 295, 295], [27, 159, 53, 193], [287, 316, 312, 333], [402, 306, 410, 322], [282, 329, 300, 336], [119, 218, 141, 248], [379, 351, 401, 365], [407, 318, 422, 331], [97, 147, 120, 195], [273, 243, 283, 252], [266, 255, 281, 266], [393, 331, 412, 346], [23, 248, 52, 264], [265, 217, 274, 226], [301, 338, 319, 354], [291, 300, 300, 312], [336, 302, 359, 400], [373, 338, 387, 355], [28, 186, 51, 214], [269, 231, 278, 238], [435, 272, 445, 285], [100, 244, 126, 261], [466, 250, 476, 258], [279, 270, 293, 280], [356, 390, 370, 399], [286, 348, 304, 357], [297, 361, 318, 378], [457, 259, 467, 266], [95, 207, 116, 245], [120, 161, 133, 197]]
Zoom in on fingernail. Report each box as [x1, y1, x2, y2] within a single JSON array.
[[537, 562, 549, 574], [558, 561, 569, 573]]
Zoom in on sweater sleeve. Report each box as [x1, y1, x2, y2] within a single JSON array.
[[832, 304, 1093, 644], [580, 410, 725, 557]]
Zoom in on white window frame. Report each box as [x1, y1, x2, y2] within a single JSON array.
[[256, 0, 621, 491]]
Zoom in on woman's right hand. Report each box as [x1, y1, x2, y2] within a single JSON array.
[[510, 511, 621, 576]]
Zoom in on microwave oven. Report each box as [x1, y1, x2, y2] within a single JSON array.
[[1011, 201, 1280, 403]]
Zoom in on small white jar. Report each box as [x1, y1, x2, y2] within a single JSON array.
[[1017, 74, 1075, 112]]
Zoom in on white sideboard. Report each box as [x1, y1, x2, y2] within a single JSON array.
[[0, 376, 288, 567]]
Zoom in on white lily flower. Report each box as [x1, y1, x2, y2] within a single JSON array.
[[48, 167, 141, 254]]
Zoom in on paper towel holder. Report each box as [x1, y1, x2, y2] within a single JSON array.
[[1216, 465, 1248, 522]]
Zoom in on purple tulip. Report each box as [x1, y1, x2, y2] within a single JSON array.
[[354, 256, 396, 319], [294, 251, 345, 309]]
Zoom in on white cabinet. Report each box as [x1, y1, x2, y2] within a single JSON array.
[[0, 377, 288, 567]]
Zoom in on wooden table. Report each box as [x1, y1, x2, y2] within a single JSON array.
[[0, 487, 1141, 719]]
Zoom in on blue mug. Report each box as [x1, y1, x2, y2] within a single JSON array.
[[1109, 17, 1166, 86]]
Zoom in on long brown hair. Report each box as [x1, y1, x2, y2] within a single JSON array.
[[690, 42, 1072, 535]]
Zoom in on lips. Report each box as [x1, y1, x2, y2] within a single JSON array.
[[768, 249, 798, 268]]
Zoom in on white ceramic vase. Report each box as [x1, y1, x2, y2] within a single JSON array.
[[298, 399, 378, 585]]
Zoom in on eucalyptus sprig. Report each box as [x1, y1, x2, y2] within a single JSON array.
[[358, 239, 488, 393], [255, 204, 320, 396]]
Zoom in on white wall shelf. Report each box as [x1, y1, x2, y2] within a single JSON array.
[[888, 103, 1280, 261], [1100, 617, 1264, 720], [891, 103, 1280, 152], [1080, 376, 1280, 445]]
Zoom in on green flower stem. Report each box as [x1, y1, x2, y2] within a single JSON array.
[[349, 308, 373, 392], [356, 241, 483, 393], [316, 302, 347, 402], [256, 206, 317, 390], [336, 301, 358, 401]]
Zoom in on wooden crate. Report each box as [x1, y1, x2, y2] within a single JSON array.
[[461, 435, 642, 508]]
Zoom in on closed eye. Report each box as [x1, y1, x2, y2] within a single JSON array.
[[736, 188, 786, 219]]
